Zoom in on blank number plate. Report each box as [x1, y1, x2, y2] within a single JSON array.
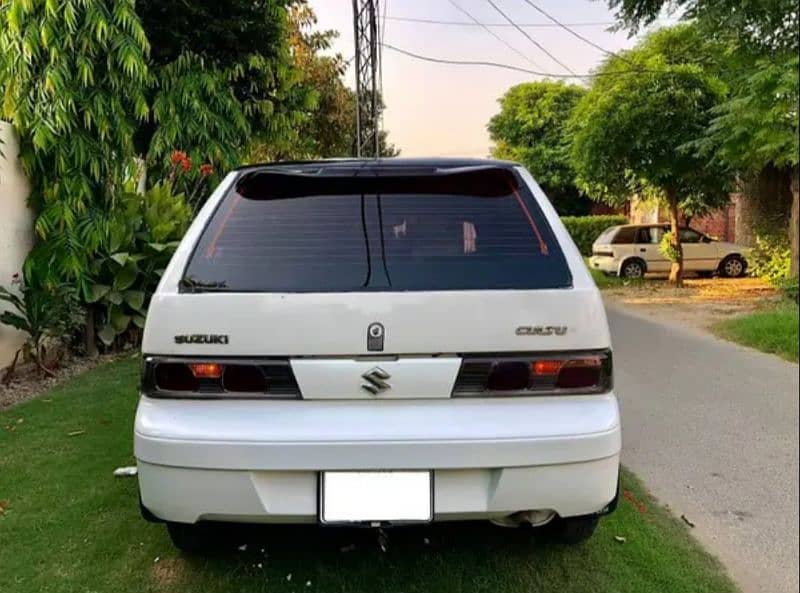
[[320, 471, 432, 524]]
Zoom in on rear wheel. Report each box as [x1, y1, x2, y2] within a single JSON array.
[[166, 522, 232, 555], [719, 255, 746, 278], [620, 259, 645, 279], [539, 515, 599, 544]]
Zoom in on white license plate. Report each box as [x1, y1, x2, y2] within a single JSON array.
[[320, 471, 432, 524]]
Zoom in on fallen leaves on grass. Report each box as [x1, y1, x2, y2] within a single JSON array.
[[623, 489, 647, 514], [614, 536, 627, 543], [0, 500, 9, 515]]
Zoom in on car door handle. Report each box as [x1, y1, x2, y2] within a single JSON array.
[[639, 248, 647, 253]]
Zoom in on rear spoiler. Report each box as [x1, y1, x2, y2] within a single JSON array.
[[235, 165, 519, 199]]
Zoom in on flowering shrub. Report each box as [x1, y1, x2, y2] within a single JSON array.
[[168, 150, 216, 211]]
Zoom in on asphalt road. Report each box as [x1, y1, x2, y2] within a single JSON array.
[[607, 305, 799, 593]]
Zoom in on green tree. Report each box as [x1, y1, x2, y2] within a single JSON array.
[[488, 81, 591, 215], [135, 0, 312, 175], [0, 0, 151, 292], [606, 0, 799, 277], [570, 25, 731, 285], [251, 4, 398, 161], [606, 0, 798, 52]]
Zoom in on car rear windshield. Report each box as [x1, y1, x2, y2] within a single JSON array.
[[182, 166, 572, 292]]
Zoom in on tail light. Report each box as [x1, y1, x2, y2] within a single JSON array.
[[452, 350, 611, 397], [142, 358, 300, 399]]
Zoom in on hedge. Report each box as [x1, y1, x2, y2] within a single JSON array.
[[561, 215, 628, 256]]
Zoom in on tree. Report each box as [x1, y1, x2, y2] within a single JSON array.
[[250, 4, 398, 161], [1, 0, 151, 293], [0, 0, 310, 295], [135, 0, 312, 174], [606, 0, 799, 277], [606, 0, 798, 52], [488, 81, 592, 215], [570, 25, 731, 285]]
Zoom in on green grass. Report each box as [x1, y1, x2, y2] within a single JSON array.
[[0, 359, 737, 593], [713, 304, 799, 362]]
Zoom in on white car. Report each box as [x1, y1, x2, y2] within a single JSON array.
[[136, 158, 620, 553], [589, 223, 749, 279]]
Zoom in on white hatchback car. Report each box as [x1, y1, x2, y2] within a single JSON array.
[[136, 158, 620, 553], [589, 223, 749, 279]]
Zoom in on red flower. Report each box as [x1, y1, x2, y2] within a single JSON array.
[[180, 156, 193, 173], [170, 150, 188, 165], [199, 163, 214, 178]]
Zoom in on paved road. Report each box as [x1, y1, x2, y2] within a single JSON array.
[[607, 305, 799, 593]]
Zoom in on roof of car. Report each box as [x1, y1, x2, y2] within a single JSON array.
[[233, 157, 520, 173]]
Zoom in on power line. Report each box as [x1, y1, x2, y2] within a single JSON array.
[[482, 0, 576, 74], [446, 0, 546, 71], [385, 15, 614, 28], [515, 0, 635, 65], [381, 42, 653, 78]]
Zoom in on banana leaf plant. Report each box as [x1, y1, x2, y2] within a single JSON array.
[[0, 272, 82, 382], [86, 182, 192, 347]]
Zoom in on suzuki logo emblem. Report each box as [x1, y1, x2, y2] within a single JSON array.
[[361, 366, 391, 395]]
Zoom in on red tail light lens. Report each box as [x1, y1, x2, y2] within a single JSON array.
[[487, 361, 531, 391], [453, 350, 611, 397], [222, 365, 267, 393], [143, 358, 299, 398], [555, 357, 602, 389], [154, 363, 199, 391]]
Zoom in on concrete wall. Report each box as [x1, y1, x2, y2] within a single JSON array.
[[0, 122, 34, 368]]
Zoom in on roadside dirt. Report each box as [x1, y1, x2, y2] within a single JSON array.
[[601, 276, 781, 331], [0, 353, 126, 411]]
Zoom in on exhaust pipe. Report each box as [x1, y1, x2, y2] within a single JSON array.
[[491, 510, 556, 528]]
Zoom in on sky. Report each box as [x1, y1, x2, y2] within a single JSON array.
[[308, 0, 675, 158]]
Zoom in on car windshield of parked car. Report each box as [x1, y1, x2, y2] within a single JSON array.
[[182, 167, 572, 292]]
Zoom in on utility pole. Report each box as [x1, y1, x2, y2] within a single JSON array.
[[352, 0, 380, 158]]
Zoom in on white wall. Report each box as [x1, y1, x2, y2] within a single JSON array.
[[0, 122, 34, 368]]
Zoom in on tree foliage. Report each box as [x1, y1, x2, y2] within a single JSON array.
[[570, 24, 731, 284], [607, 0, 798, 52], [0, 0, 151, 293], [135, 0, 312, 174], [0, 0, 311, 299], [488, 81, 591, 215], [251, 3, 397, 161]]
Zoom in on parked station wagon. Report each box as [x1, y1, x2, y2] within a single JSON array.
[[590, 223, 750, 278]]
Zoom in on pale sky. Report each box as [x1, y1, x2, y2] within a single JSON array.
[[309, 0, 675, 157]]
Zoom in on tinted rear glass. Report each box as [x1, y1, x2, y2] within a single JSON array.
[[183, 168, 572, 292], [611, 226, 638, 244]]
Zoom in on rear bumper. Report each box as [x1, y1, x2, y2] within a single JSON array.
[[135, 394, 621, 523], [589, 255, 619, 274]]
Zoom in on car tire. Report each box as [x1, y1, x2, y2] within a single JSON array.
[[718, 255, 747, 278], [166, 521, 231, 555], [620, 258, 646, 279], [539, 515, 599, 545]]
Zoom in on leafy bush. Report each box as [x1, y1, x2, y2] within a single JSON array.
[[0, 271, 82, 381], [749, 233, 792, 283], [87, 183, 193, 347], [561, 215, 628, 255], [659, 231, 681, 263]]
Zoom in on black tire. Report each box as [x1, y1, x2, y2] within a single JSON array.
[[620, 258, 646, 279], [539, 515, 599, 545], [718, 255, 747, 278], [166, 521, 231, 555]]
